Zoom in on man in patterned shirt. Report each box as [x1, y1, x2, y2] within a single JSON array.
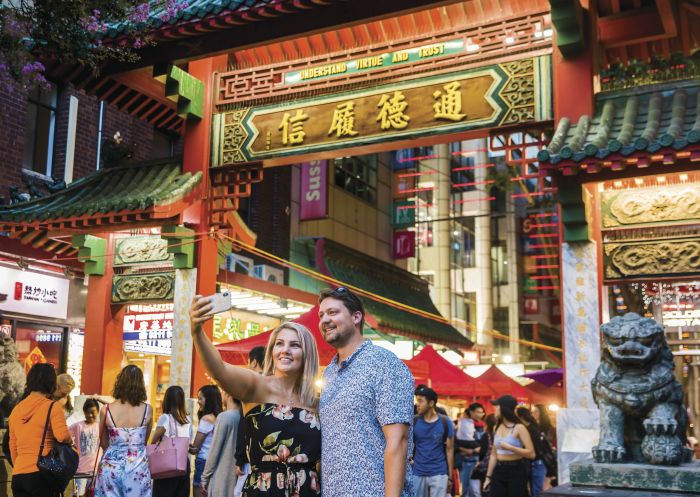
[[318, 287, 414, 497]]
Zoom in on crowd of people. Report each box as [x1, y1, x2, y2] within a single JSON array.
[[412, 387, 558, 497], [5, 286, 565, 497]]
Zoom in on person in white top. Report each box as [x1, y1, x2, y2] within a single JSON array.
[[189, 385, 222, 497], [151, 386, 192, 497]]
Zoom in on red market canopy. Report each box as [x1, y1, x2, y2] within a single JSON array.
[[407, 345, 495, 398], [215, 305, 430, 381], [472, 366, 532, 402]]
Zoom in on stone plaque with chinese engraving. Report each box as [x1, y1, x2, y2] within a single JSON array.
[[214, 57, 550, 164]]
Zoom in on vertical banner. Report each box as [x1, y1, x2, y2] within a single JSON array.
[[392, 230, 416, 259], [172, 268, 196, 396], [300, 160, 328, 220]]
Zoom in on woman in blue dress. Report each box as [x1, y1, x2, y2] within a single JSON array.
[[95, 365, 153, 497]]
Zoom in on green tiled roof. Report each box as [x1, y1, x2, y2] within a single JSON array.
[[0, 160, 201, 226], [292, 238, 471, 349], [538, 83, 700, 165], [101, 0, 270, 39]]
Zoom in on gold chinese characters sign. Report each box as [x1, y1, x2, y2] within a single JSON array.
[[214, 57, 551, 164]]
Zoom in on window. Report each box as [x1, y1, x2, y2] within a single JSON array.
[[491, 243, 508, 285], [23, 84, 58, 175], [493, 307, 509, 334], [334, 154, 377, 203], [450, 218, 476, 268], [450, 142, 476, 193], [151, 130, 174, 159]]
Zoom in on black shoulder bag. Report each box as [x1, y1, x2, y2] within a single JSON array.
[[37, 401, 79, 494]]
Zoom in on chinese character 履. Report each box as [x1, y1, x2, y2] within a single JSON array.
[[377, 91, 410, 130], [279, 110, 310, 146], [433, 81, 466, 121], [328, 101, 359, 138]]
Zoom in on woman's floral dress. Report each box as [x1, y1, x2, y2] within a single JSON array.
[[243, 403, 321, 497], [95, 404, 152, 497]]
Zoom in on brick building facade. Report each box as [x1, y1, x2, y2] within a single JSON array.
[[0, 78, 182, 203]]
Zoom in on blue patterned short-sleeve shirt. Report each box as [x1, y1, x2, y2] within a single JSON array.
[[319, 340, 414, 497]]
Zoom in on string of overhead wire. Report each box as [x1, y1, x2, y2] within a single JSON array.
[[217, 232, 562, 353]]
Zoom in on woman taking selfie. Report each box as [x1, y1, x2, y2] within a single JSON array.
[[484, 395, 535, 497], [190, 295, 322, 497]]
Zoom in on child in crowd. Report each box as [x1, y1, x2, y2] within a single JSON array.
[[69, 399, 102, 497]]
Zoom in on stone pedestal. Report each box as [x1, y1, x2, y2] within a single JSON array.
[[544, 483, 692, 497], [570, 461, 700, 493]]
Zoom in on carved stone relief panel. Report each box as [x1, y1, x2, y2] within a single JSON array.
[[602, 184, 700, 228], [604, 239, 700, 278], [113, 236, 172, 266], [112, 272, 175, 303]]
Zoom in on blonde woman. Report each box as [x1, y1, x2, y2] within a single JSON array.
[[191, 296, 322, 496]]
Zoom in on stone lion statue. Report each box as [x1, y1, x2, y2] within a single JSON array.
[[591, 313, 688, 465], [0, 337, 26, 412]]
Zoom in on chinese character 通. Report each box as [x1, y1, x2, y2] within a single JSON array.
[[377, 91, 410, 130], [279, 110, 310, 146], [328, 101, 359, 138], [433, 81, 466, 121]]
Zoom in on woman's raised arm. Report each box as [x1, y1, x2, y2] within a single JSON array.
[[190, 295, 269, 403]]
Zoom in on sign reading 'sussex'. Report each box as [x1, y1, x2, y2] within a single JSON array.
[[213, 56, 550, 165]]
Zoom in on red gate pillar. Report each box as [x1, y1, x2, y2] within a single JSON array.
[[182, 55, 228, 396], [81, 233, 124, 395]]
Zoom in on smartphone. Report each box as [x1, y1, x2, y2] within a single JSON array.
[[203, 291, 232, 316]]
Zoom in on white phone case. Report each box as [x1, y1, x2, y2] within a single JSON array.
[[204, 291, 232, 316]]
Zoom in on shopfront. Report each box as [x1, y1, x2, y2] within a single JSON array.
[[0, 263, 86, 395]]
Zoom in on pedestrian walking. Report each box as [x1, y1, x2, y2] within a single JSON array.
[[151, 385, 192, 497], [233, 346, 264, 497], [95, 365, 153, 497], [9, 363, 76, 497], [484, 395, 534, 497], [456, 403, 485, 497], [412, 385, 454, 497], [470, 413, 497, 496], [190, 296, 322, 497], [190, 384, 222, 497], [69, 398, 102, 497], [516, 407, 547, 497], [201, 390, 241, 496], [318, 287, 414, 497]]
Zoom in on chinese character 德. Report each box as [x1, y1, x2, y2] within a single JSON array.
[[279, 109, 310, 145], [377, 91, 410, 130], [433, 81, 466, 121], [328, 101, 359, 138]]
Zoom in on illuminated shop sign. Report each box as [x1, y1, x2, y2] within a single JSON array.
[[0, 266, 70, 319], [284, 39, 465, 84], [123, 305, 174, 356], [662, 309, 700, 327]]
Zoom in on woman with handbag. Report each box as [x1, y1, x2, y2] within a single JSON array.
[[150, 385, 192, 497], [9, 363, 76, 497], [95, 365, 153, 497]]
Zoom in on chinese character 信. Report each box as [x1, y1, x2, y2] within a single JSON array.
[[433, 81, 466, 121], [279, 110, 310, 146], [328, 101, 359, 138], [377, 91, 410, 130]]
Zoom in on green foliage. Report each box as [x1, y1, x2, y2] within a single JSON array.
[[0, 0, 187, 89]]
